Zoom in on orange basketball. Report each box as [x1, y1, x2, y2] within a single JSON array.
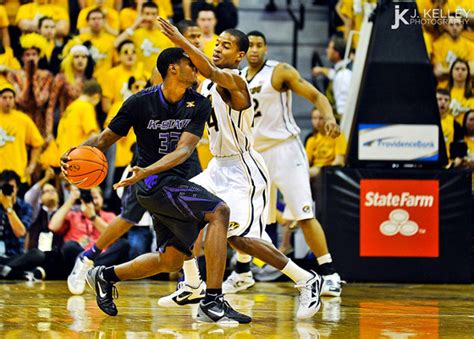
[[65, 146, 108, 189]]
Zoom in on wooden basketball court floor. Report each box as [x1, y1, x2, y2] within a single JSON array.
[[1, 281, 474, 338]]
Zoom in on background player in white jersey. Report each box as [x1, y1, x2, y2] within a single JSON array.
[[158, 18, 324, 319], [231, 30, 343, 297]]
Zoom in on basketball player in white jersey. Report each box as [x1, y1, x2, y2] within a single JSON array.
[[226, 30, 342, 297], [157, 18, 324, 319]]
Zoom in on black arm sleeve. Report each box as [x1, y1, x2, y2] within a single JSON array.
[[108, 98, 136, 137], [184, 98, 212, 138]]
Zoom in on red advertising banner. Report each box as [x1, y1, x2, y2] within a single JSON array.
[[360, 179, 439, 257]]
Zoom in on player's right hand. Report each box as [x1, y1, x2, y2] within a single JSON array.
[[60, 147, 76, 177]]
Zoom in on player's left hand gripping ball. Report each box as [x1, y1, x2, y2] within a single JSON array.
[[61, 146, 108, 189]]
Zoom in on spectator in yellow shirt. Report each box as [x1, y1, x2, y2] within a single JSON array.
[[0, 86, 44, 182], [305, 108, 346, 178], [77, 9, 116, 80], [0, 46, 21, 87], [56, 80, 101, 156], [448, 59, 474, 124], [100, 40, 148, 113], [433, 15, 474, 85], [77, 0, 119, 36], [196, 4, 218, 59], [15, 0, 70, 38], [114, 2, 173, 75], [0, 5, 10, 47], [436, 89, 463, 160]]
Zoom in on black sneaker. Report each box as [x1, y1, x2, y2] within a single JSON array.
[[196, 295, 251, 325], [86, 266, 118, 316]]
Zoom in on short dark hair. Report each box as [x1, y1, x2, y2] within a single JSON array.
[[38, 16, 54, 30], [224, 29, 249, 53], [0, 170, 21, 187], [83, 79, 102, 96], [196, 3, 216, 18], [330, 36, 346, 59], [247, 30, 267, 45], [156, 47, 189, 79], [86, 8, 105, 21], [117, 39, 135, 53], [142, 1, 158, 11], [177, 19, 199, 35], [436, 88, 450, 97]]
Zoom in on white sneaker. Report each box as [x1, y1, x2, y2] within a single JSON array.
[[295, 271, 323, 319], [321, 272, 342, 297], [222, 271, 255, 294], [67, 256, 93, 295], [158, 280, 206, 306]]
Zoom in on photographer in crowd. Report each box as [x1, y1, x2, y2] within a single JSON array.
[[48, 186, 129, 277], [0, 170, 32, 276]]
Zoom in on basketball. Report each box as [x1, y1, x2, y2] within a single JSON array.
[[65, 146, 108, 189]]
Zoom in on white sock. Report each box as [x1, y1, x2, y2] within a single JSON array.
[[317, 253, 333, 266], [281, 259, 313, 284], [183, 258, 202, 287], [236, 252, 252, 263]]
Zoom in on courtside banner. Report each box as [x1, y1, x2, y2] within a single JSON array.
[[360, 179, 439, 257], [358, 124, 439, 161]]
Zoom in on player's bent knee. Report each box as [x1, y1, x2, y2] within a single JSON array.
[[213, 203, 230, 223]]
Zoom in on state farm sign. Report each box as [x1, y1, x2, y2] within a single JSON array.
[[360, 179, 439, 257]]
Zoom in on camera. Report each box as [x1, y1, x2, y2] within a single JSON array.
[[1, 183, 14, 196], [80, 189, 93, 203]]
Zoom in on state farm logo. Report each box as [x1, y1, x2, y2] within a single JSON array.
[[360, 179, 439, 258], [364, 192, 434, 208], [380, 209, 421, 237]]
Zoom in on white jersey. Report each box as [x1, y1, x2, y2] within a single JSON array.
[[200, 71, 254, 157], [242, 60, 300, 153]]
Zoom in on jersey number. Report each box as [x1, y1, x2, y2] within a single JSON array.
[[158, 132, 180, 154], [252, 98, 262, 127], [206, 94, 219, 131]]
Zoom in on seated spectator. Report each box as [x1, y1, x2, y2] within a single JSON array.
[[114, 2, 172, 75], [56, 79, 101, 156], [305, 108, 347, 179], [432, 15, 474, 86], [436, 89, 463, 160], [15, 0, 70, 38], [24, 168, 61, 251], [448, 59, 474, 124], [77, 0, 119, 36], [47, 45, 94, 143], [416, 0, 451, 39], [7, 33, 53, 138], [75, 9, 115, 81], [0, 170, 32, 265], [48, 186, 128, 275], [0, 43, 21, 87], [312, 36, 352, 117], [0, 85, 44, 183], [0, 5, 10, 47]]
